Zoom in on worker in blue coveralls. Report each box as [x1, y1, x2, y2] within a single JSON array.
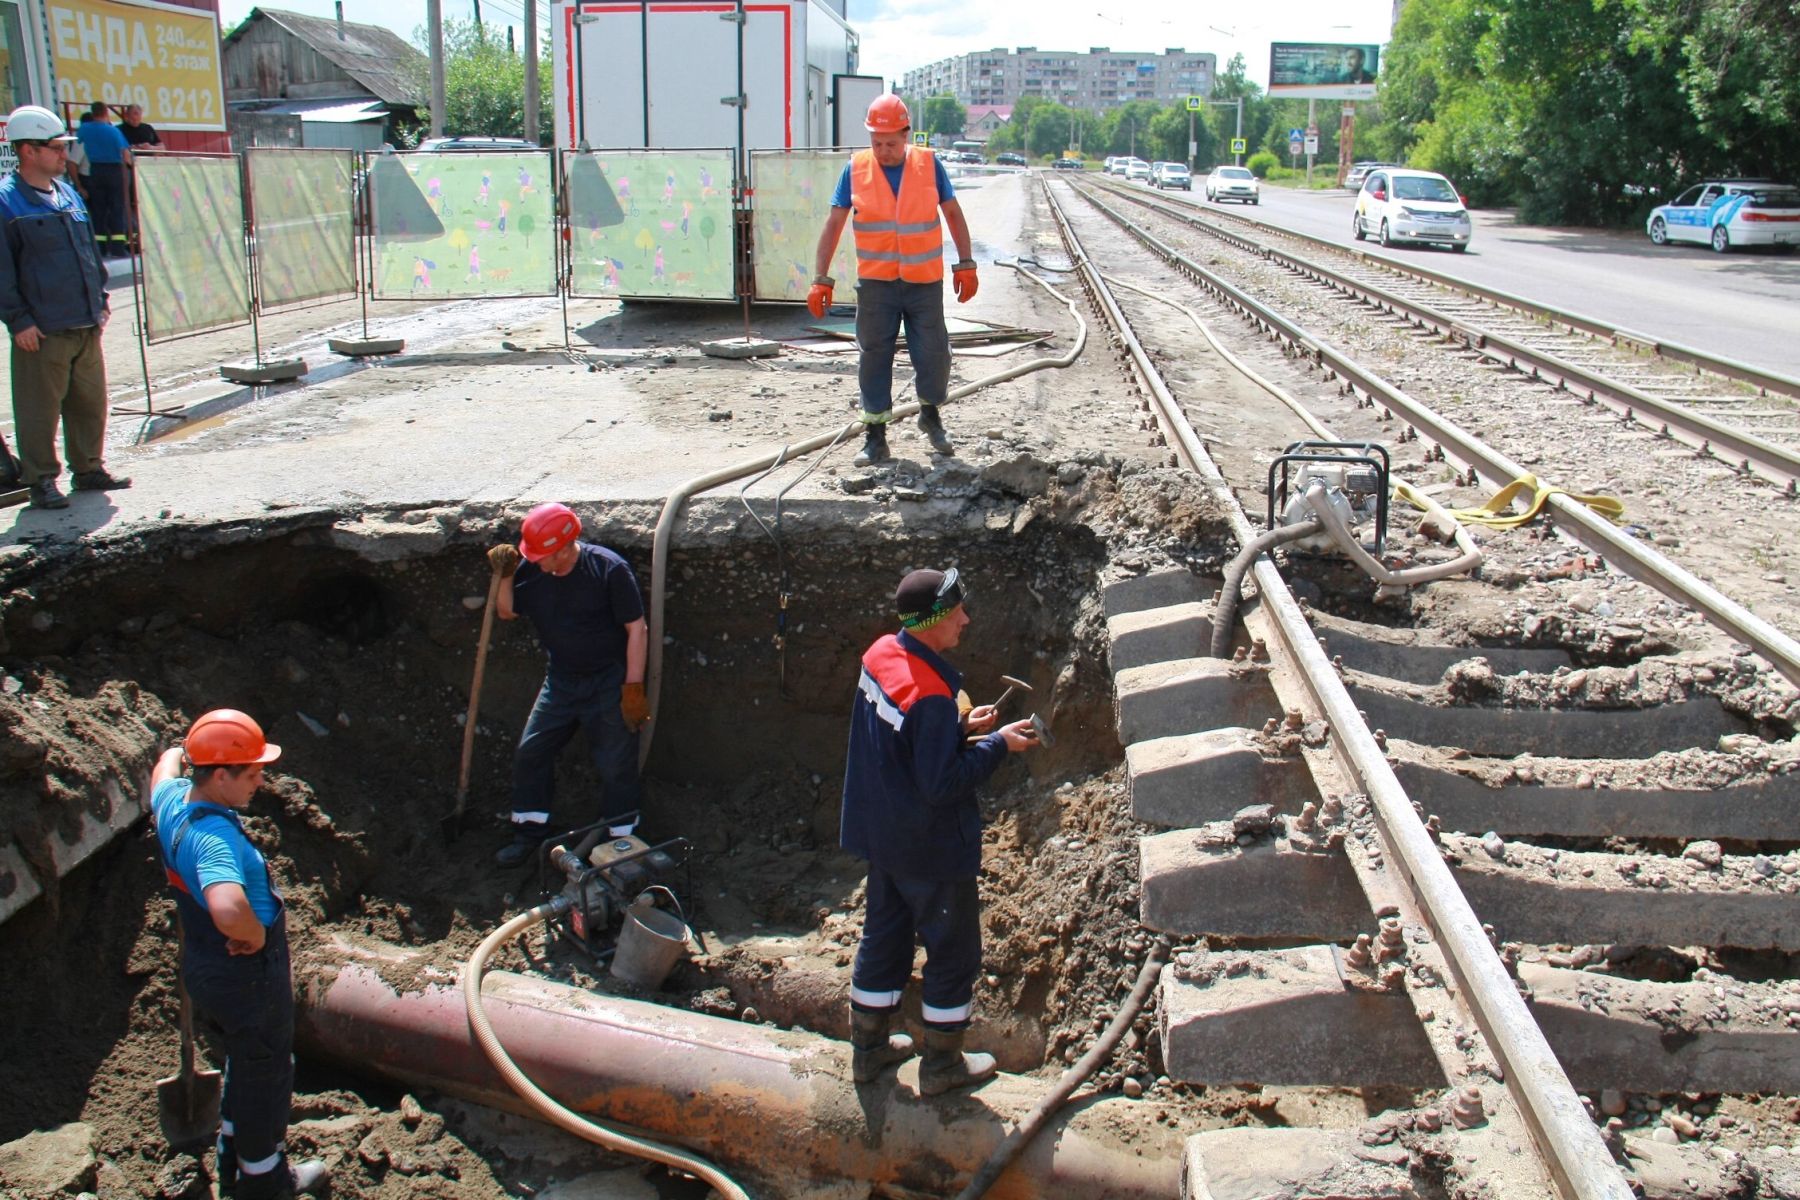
[[487, 502, 651, 868], [840, 566, 1039, 1094], [151, 710, 328, 1200]]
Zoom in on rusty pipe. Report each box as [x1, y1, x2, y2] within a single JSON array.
[[294, 959, 1185, 1199]]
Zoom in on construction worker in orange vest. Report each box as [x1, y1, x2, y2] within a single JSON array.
[[809, 94, 977, 467]]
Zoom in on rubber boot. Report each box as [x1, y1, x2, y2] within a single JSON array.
[[849, 1007, 915, 1083], [917, 405, 954, 456], [236, 1156, 329, 1199], [918, 1027, 997, 1096], [852, 422, 891, 467]]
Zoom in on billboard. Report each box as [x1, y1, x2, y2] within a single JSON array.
[[1268, 42, 1380, 101], [46, 0, 228, 131]]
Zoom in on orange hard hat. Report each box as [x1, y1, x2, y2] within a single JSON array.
[[520, 502, 581, 562], [865, 94, 911, 134], [184, 709, 282, 767]]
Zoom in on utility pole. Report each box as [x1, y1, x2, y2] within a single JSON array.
[[427, 0, 445, 137], [472, 0, 483, 41], [523, 0, 539, 142], [1206, 97, 1242, 165]]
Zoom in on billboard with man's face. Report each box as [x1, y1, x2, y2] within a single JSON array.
[[1269, 42, 1381, 100]]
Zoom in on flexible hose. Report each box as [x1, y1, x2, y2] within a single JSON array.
[[950, 940, 1169, 1200], [1301, 483, 1482, 598], [1209, 519, 1322, 658], [641, 263, 1091, 766], [462, 900, 753, 1199]]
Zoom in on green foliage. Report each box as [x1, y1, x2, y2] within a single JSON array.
[[516, 213, 535, 247], [1246, 151, 1278, 178], [412, 18, 553, 143], [920, 95, 967, 137]]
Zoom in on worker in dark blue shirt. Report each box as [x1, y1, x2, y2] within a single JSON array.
[[151, 710, 327, 1200], [487, 502, 651, 867], [72, 102, 131, 256], [840, 567, 1038, 1094]]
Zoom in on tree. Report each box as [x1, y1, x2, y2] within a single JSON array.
[[412, 18, 553, 143], [920, 95, 967, 138], [516, 213, 536, 248], [1025, 104, 1076, 158]]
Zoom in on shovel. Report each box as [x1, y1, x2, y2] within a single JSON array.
[[444, 566, 503, 843], [157, 972, 221, 1151]]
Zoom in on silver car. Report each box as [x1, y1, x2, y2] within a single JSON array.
[[1204, 165, 1259, 204], [1352, 168, 1472, 251]]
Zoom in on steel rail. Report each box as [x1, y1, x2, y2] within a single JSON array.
[[1086, 174, 1800, 405], [1083, 178, 1800, 493], [1042, 179, 1633, 1200], [1070, 181, 1800, 691]]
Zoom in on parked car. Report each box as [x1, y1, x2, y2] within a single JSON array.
[[415, 136, 537, 153], [1204, 164, 1259, 204], [1152, 162, 1191, 191], [1352, 167, 1471, 250], [1052, 157, 1084, 171], [1646, 179, 1800, 253], [1343, 161, 1395, 189], [1124, 158, 1151, 181], [995, 152, 1027, 167]]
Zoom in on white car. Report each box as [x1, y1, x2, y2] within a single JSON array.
[[1124, 158, 1151, 181], [1204, 165, 1259, 204], [1104, 156, 1122, 175], [1646, 179, 1800, 253], [1152, 162, 1192, 191], [1352, 167, 1472, 251]]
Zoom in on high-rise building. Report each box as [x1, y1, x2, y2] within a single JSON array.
[[901, 46, 1216, 113]]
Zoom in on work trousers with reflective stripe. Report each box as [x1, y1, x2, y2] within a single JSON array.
[[511, 665, 641, 828], [182, 915, 294, 1170], [854, 277, 950, 421], [86, 162, 129, 251], [10, 325, 107, 485], [850, 867, 981, 1030]]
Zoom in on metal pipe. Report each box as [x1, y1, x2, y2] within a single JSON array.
[[294, 960, 1185, 1199]]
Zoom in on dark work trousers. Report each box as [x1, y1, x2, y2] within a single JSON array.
[[182, 914, 294, 1170], [84, 162, 129, 253], [850, 867, 981, 1030], [10, 327, 107, 485], [853, 277, 951, 422], [510, 664, 641, 828]]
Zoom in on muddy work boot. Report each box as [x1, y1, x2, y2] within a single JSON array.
[[918, 1027, 997, 1096], [852, 422, 891, 467], [916, 405, 954, 456], [849, 1007, 915, 1083], [495, 822, 549, 868], [71, 468, 131, 491], [236, 1156, 329, 1200], [27, 479, 69, 509]]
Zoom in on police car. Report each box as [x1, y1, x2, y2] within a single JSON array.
[[1646, 179, 1800, 253]]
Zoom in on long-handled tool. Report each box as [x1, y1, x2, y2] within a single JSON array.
[[157, 967, 222, 1151], [445, 566, 503, 843]]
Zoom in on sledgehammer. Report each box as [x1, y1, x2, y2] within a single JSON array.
[[966, 675, 1033, 742]]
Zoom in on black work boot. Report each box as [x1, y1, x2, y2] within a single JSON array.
[[918, 1027, 997, 1096], [71, 468, 131, 491], [849, 1006, 915, 1084], [495, 822, 549, 867], [236, 1155, 329, 1199], [852, 422, 891, 467], [917, 405, 954, 456]]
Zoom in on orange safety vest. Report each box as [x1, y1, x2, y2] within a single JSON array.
[[849, 148, 945, 283]]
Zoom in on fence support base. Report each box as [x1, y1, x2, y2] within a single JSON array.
[[329, 337, 407, 357], [220, 358, 308, 385]]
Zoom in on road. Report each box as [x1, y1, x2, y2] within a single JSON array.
[[1132, 180, 1800, 380]]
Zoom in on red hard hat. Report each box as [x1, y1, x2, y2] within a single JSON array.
[[184, 709, 282, 767], [520, 502, 581, 562], [865, 94, 911, 134]]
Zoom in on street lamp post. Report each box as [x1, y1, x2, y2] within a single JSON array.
[[1208, 97, 1243, 165]]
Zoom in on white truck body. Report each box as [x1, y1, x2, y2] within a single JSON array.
[[552, 0, 862, 152]]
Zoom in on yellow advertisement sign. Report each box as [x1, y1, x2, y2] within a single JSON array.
[[47, 0, 226, 131]]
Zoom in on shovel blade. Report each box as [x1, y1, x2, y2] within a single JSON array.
[[156, 1067, 222, 1151]]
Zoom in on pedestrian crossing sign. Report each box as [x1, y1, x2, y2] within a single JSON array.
[[1186, 96, 1202, 111], [913, 131, 928, 145], [1231, 137, 1247, 154]]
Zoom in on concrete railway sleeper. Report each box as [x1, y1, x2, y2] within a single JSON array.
[[1050, 174, 1800, 1196]]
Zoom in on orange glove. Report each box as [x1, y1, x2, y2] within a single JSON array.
[[952, 262, 978, 303], [806, 280, 833, 318], [621, 682, 651, 732]]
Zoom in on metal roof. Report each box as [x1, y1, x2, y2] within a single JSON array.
[[259, 98, 389, 123], [227, 8, 427, 108]]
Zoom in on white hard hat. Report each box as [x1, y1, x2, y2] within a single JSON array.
[[6, 105, 75, 144]]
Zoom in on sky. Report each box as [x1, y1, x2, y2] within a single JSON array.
[[217, 0, 1396, 91]]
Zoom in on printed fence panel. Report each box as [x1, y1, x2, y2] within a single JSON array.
[[368, 151, 557, 298], [566, 149, 735, 300], [246, 149, 356, 308], [750, 149, 856, 302], [135, 154, 251, 342]]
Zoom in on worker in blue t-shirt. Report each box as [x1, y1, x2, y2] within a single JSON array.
[[151, 710, 326, 1200], [72, 102, 130, 256], [486, 502, 651, 867]]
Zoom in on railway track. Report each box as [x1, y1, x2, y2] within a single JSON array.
[[1040, 177, 1800, 1199]]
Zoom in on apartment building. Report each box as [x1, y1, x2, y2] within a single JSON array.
[[901, 46, 1216, 113]]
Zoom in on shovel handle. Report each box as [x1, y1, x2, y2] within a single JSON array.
[[455, 569, 504, 817]]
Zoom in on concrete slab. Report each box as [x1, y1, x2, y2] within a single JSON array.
[[1107, 601, 1215, 670], [1309, 610, 1571, 685], [0, 843, 43, 925], [700, 337, 779, 359], [1115, 657, 1277, 746], [1447, 835, 1800, 951], [45, 776, 143, 878], [1127, 728, 1315, 828], [1102, 568, 1207, 618], [220, 357, 308, 384], [1393, 746, 1800, 840], [1161, 952, 1439, 1088], [1623, 1135, 1757, 1200], [1141, 828, 1364, 939], [1182, 1127, 1415, 1200]]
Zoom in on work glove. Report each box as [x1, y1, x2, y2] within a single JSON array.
[[806, 279, 834, 319], [487, 544, 522, 576], [952, 261, 978, 304], [621, 682, 651, 732]]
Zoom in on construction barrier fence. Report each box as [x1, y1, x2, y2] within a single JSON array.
[[245, 148, 357, 310], [748, 149, 857, 302], [133, 153, 252, 342], [367, 151, 558, 299], [565, 149, 735, 301]]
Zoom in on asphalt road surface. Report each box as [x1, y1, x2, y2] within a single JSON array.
[[1140, 180, 1800, 380]]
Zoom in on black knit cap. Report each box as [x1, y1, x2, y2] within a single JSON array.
[[896, 567, 965, 629]]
